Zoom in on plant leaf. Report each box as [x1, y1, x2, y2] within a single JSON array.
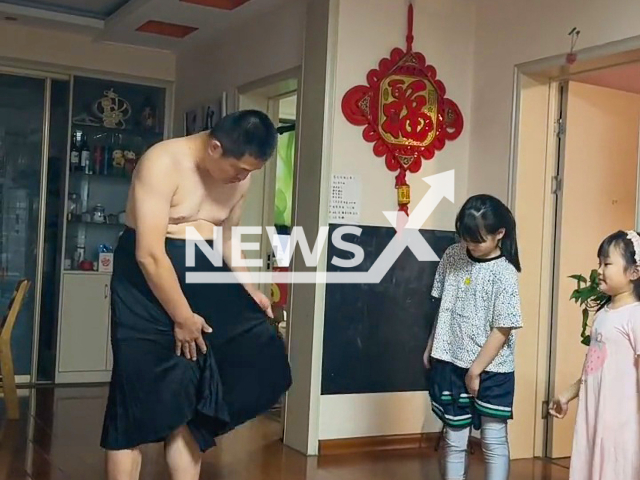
[[581, 308, 589, 336], [568, 274, 587, 283], [581, 335, 591, 347]]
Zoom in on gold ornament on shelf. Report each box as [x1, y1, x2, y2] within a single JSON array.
[[93, 89, 132, 129]]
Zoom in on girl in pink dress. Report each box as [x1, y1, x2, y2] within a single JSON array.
[[549, 230, 640, 480]]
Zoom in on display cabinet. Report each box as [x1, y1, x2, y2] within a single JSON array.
[[56, 75, 168, 383]]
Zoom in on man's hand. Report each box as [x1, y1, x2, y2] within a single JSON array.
[[548, 395, 569, 419], [465, 370, 481, 397], [174, 313, 213, 361], [251, 290, 274, 318]]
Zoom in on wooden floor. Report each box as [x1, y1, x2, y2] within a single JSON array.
[[0, 386, 569, 480]]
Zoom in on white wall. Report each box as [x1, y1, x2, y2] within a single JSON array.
[[469, 0, 640, 200], [0, 22, 175, 81], [173, 0, 306, 137], [320, 0, 475, 441], [330, 0, 474, 231]]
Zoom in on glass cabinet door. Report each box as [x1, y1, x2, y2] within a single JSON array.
[[0, 73, 46, 377], [64, 76, 165, 271]]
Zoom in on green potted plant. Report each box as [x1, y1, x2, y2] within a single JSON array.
[[569, 269, 609, 346]]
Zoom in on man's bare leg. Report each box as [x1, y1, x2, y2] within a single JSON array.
[[106, 449, 142, 480], [165, 425, 202, 480]]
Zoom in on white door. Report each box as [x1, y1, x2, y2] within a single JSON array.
[[547, 81, 640, 458], [236, 92, 279, 295], [57, 273, 111, 377]]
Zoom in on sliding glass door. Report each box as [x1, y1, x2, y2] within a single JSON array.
[[0, 70, 70, 382], [0, 72, 46, 380]]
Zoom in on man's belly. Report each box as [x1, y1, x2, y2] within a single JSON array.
[[166, 220, 219, 240]]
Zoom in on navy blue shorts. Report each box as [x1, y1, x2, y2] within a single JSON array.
[[428, 358, 514, 430]]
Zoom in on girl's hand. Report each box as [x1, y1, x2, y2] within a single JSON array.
[[548, 396, 569, 419], [465, 371, 480, 397], [423, 347, 432, 369]]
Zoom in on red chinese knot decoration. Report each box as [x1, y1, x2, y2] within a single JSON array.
[[341, 3, 463, 215]]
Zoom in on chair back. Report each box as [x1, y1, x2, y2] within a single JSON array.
[[0, 279, 30, 342]]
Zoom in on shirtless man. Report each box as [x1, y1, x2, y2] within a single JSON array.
[[100, 110, 291, 480]]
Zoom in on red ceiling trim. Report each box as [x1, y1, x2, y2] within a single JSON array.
[[180, 0, 252, 10], [136, 20, 199, 39]]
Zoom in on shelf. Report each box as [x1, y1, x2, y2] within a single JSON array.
[[68, 220, 126, 228], [69, 171, 132, 182], [63, 270, 112, 276], [71, 123, 163, 140]]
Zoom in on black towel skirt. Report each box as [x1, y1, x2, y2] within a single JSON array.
[[100, 227, 292, 452]]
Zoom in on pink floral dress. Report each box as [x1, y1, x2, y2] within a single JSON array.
[[570, 302, 640, 480]]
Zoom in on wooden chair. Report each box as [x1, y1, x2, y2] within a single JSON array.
[[0, 279, 30, 420]]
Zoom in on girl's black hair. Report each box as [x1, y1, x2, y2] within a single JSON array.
[[455, 194, 521, 272], [597, 230, 640, 301]]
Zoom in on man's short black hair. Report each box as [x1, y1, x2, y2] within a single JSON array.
[[209, 109, 277, 161]]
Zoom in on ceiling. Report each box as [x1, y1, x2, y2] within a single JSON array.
[[0, 0, 292, 52], [2, 0, 129, 19], [572, 62, 640, 95]]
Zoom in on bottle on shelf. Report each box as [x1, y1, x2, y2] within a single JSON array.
[[69, 131, 80, 172], [93, 144, 104, 175], [103, 145, 111, 176], [80, 134, 92, 174]]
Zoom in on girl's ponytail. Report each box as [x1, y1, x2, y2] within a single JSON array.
[[500, 207, 521, 272]]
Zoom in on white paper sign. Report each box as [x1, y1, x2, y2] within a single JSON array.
[[329, 174, 361, 224]]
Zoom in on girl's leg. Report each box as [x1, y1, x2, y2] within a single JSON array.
[[164, 425, 202, 480], [106, 449, 142, 480], [441, 425, 471, 480], [480, 417, 510, 480]]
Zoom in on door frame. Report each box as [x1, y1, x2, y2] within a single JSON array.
[[509, 40, 640, 458], [543, 80, 569, 458], [235, 67, 302, 440], [235, 68, 300, 295]]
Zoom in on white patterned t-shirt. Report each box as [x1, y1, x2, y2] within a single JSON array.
[[430, 243, 523, 373]]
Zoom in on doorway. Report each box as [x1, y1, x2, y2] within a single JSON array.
[[235, 70, 300, 431], [510, 47, 640, 461], [546, 77, 640, 460]]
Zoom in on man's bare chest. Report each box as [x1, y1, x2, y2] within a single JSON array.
[[169, 184, 241, 226]]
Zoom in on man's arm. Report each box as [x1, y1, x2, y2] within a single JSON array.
[[220, 193, 273, 318], [132, 153, 211, 358], [220, 193, 259, 295], [133, 154, 192, 323]]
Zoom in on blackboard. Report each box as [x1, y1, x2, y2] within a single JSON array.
[[321, 224, 457, 395]]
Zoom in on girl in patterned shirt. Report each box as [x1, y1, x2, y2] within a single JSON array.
[[423, 194, 523, 480]]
